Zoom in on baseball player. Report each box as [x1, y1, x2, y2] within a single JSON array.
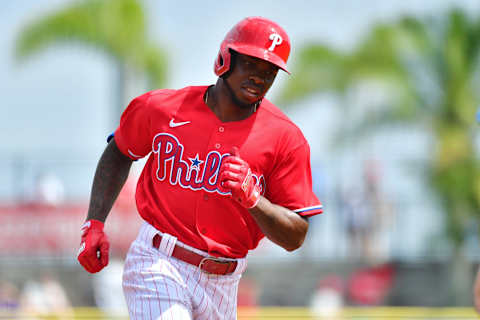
[[77, 16, 323, 319]]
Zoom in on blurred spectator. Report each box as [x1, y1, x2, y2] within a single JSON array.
[[347, 263, 395, 306], [236, 276, 260, 319], [19, 272, 72, 319], [363, 159, 394, 261], [340, 187, 374, 260], [0, 280, 20, 312], [237, 276, 259, 308], [92, 259, 128, 315], [474, 265, 480, 314], [33, 172, 65, 206], [309, 274, 344, 319], [339, 159, 394, 262]]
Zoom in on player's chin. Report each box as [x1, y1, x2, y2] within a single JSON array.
[[240, 88, 263, 104], [236, 98, 260, 110], [244, 96, 264, 108]]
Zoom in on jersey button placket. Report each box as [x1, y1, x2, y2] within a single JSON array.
[[196, 125, 222, 245], [215, 127, 224, 149]]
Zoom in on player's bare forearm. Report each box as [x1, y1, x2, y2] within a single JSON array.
[[248, 197, 308, 252], [86, 138, 133, 223]]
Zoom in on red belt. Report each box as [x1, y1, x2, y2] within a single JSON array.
[[152, 234, 238, 275]]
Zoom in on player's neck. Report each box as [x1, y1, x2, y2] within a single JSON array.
[[206, 81, 256, 122]]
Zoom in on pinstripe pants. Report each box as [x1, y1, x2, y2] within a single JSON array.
[[122, 222, 247, 319]]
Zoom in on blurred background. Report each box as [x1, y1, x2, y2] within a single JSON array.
[[3, 0, 480, 319]]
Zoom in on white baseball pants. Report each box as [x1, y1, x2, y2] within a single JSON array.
[[122, 222, 247, 319]]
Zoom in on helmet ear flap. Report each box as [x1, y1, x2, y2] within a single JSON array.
[[214, 45, 232, 76], [220, 50, 237, 79]]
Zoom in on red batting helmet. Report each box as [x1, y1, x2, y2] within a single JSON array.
[[214, 16, 291, 76]]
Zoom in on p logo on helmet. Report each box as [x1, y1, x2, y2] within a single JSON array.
[[268, 33, 283, 52], [214, 16, 291, 76]]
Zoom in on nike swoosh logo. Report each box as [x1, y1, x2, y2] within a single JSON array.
[[128, 149, 142, 158], [169, 119, 191, 128]]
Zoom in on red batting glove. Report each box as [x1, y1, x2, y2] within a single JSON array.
[[219, 147, 261, 208], [77, 219, 109, 273]]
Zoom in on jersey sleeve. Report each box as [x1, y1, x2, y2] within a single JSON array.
[[265, 142, 323, 217], [113, 93, 153, 160]]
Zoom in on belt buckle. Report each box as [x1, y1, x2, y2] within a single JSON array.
[[199, 256, 232, 275]]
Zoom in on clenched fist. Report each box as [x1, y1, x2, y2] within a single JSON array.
[[219, 147, 261, 209], [77, 219, 109, 273]]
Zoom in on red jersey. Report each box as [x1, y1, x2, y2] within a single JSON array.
[[114, 86, 322, 258]]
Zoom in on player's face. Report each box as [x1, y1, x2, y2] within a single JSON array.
[[226, 53, 279, 107]]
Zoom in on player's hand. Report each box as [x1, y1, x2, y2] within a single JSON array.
[[219, 147, 261, 208], [77, 219, 109, 273]]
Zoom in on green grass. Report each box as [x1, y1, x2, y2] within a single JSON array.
[[0, 307, 478, 319]]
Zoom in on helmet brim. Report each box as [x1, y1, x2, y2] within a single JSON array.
[[230, 44, 290, 74]]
